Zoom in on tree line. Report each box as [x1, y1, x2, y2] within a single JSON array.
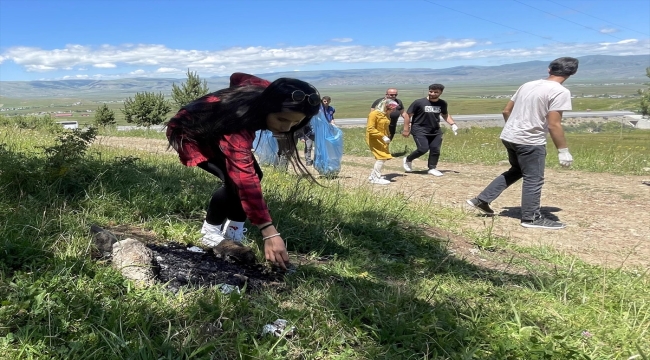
[[94, 69, 210, 128]]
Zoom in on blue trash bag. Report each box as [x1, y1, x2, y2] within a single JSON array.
[[311, 109, 343, 176], [253, 130, 279, 166]]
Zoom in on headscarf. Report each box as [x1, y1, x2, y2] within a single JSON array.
[[374, 99, 399, 113]]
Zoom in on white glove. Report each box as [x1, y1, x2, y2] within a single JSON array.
[[451, 124, 458, 135], [558, 148, 573, 167], [382, 136, 391, 144]]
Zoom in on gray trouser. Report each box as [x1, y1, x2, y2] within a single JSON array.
[[477, 140, 546, 221], [304, 137, 314, 163]]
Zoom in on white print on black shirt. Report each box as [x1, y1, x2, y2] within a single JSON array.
[[424, 106, 441, 113]]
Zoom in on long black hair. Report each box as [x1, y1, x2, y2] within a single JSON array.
[[167, 76, 321, 178]]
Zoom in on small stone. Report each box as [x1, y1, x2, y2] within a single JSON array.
[[111, 238, 156, 287], [90, 224, 118, 258]]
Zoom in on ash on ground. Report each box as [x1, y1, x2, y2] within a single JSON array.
[[147, 242, 284, 293]]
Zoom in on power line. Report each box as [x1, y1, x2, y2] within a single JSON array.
[[420, 0, 567, 45], [546, 0, 650, 37], [512, 0, 625, 41]]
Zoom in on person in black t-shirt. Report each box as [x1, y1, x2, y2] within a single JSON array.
[[370, 88, 410, 140], [402, 83, 458, 176]]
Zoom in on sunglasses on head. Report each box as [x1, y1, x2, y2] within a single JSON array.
[[291, 90, 321, 106]]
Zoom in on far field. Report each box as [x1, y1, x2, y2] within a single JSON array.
[[0, 82, 644, 125]]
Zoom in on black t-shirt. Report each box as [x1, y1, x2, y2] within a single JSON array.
[[407, 98, 448, 135], [371, 97, 405, 125]]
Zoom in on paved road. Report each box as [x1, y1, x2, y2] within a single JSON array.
[[117, 111, 636, 131], [334, 110, 636, 126]]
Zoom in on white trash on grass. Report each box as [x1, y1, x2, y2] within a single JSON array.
[[218, 284, 241, 295], [187, 246, 205, 253], [262, 319, 297, 338]]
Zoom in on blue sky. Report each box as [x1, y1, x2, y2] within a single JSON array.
[[1, 0, 648, 81]]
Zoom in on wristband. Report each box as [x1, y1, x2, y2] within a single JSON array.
[[259, 223, 273, 231], [262, 233, 281, 241]]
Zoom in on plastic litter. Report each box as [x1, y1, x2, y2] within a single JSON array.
[[187, 246, 205, 253], [218, 284, 241, 295], [261, 319, 297, 338]]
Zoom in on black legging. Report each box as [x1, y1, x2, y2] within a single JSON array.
[[198, 154, 263, 226]]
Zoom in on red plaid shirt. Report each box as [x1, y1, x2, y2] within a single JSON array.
[[166, 73, 273, 225], [167, 118, 272, 225], [218, 130, 271, 225]]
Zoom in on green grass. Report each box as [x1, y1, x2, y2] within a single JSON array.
[[341, 124, 650, 175], [0, 125, 649, 359]]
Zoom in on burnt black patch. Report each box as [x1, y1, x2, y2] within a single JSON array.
[[147, 242, 285, 293]]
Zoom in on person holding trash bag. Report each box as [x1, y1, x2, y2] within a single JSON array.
[[311, 105, 344, 177], [166, 72, 321, 269], [366, 99, 399, 185]]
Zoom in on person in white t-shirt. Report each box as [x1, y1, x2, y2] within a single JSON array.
[[466, 57, 578, 229]]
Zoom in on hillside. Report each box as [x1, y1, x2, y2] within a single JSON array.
[[0, 54, 648, 98]]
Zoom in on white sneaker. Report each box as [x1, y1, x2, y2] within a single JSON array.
[[427, 168, 443, 176], [223, 220, 248, 243], [200, 221, 225, 247], [369, 177, 391, 185], [367, 175, 386, 181], [403, 157, 413, 172]]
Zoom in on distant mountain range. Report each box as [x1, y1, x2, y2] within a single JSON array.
[[1, 55, 648, 99]]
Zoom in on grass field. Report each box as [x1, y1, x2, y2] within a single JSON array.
[[0, 123, 649, 359], [341, 124, 650, 175], [0, 81, 644, 125]]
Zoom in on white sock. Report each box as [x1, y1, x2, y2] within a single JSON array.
[[225, 220, 245, 231], [371, 160, 385, 179]]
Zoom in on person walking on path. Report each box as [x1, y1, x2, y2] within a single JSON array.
[[366, 99, 399, 185], [321, 96, 336, 126], [402, 84, 458, 176], [371, 88, 410, 140], [466, 57, 578, 230], [166, 72, 321, 269]]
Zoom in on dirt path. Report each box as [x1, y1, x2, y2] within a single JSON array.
[[338, 155, 650, 269], [94, 136, 650, 269]]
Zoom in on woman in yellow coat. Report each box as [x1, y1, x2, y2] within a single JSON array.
[[366, 99, 399, 185]]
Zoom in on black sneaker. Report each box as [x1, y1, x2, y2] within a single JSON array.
[[466, 198, 494, 215], [521, 216, 565, 229]]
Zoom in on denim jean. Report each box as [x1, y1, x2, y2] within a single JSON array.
[[477, 140, 546, 221]]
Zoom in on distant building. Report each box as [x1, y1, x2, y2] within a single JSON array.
[[56, 121, 79, 129]]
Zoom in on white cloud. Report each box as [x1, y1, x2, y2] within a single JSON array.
[[599, 39, 638, 46], [1, 38, 648, 78], [600, 28, 618, 34], [62, 74, 89, 79], [331, 38, 353, 43], [94, 63, 116, 68], [156, 67, 181, 73]]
